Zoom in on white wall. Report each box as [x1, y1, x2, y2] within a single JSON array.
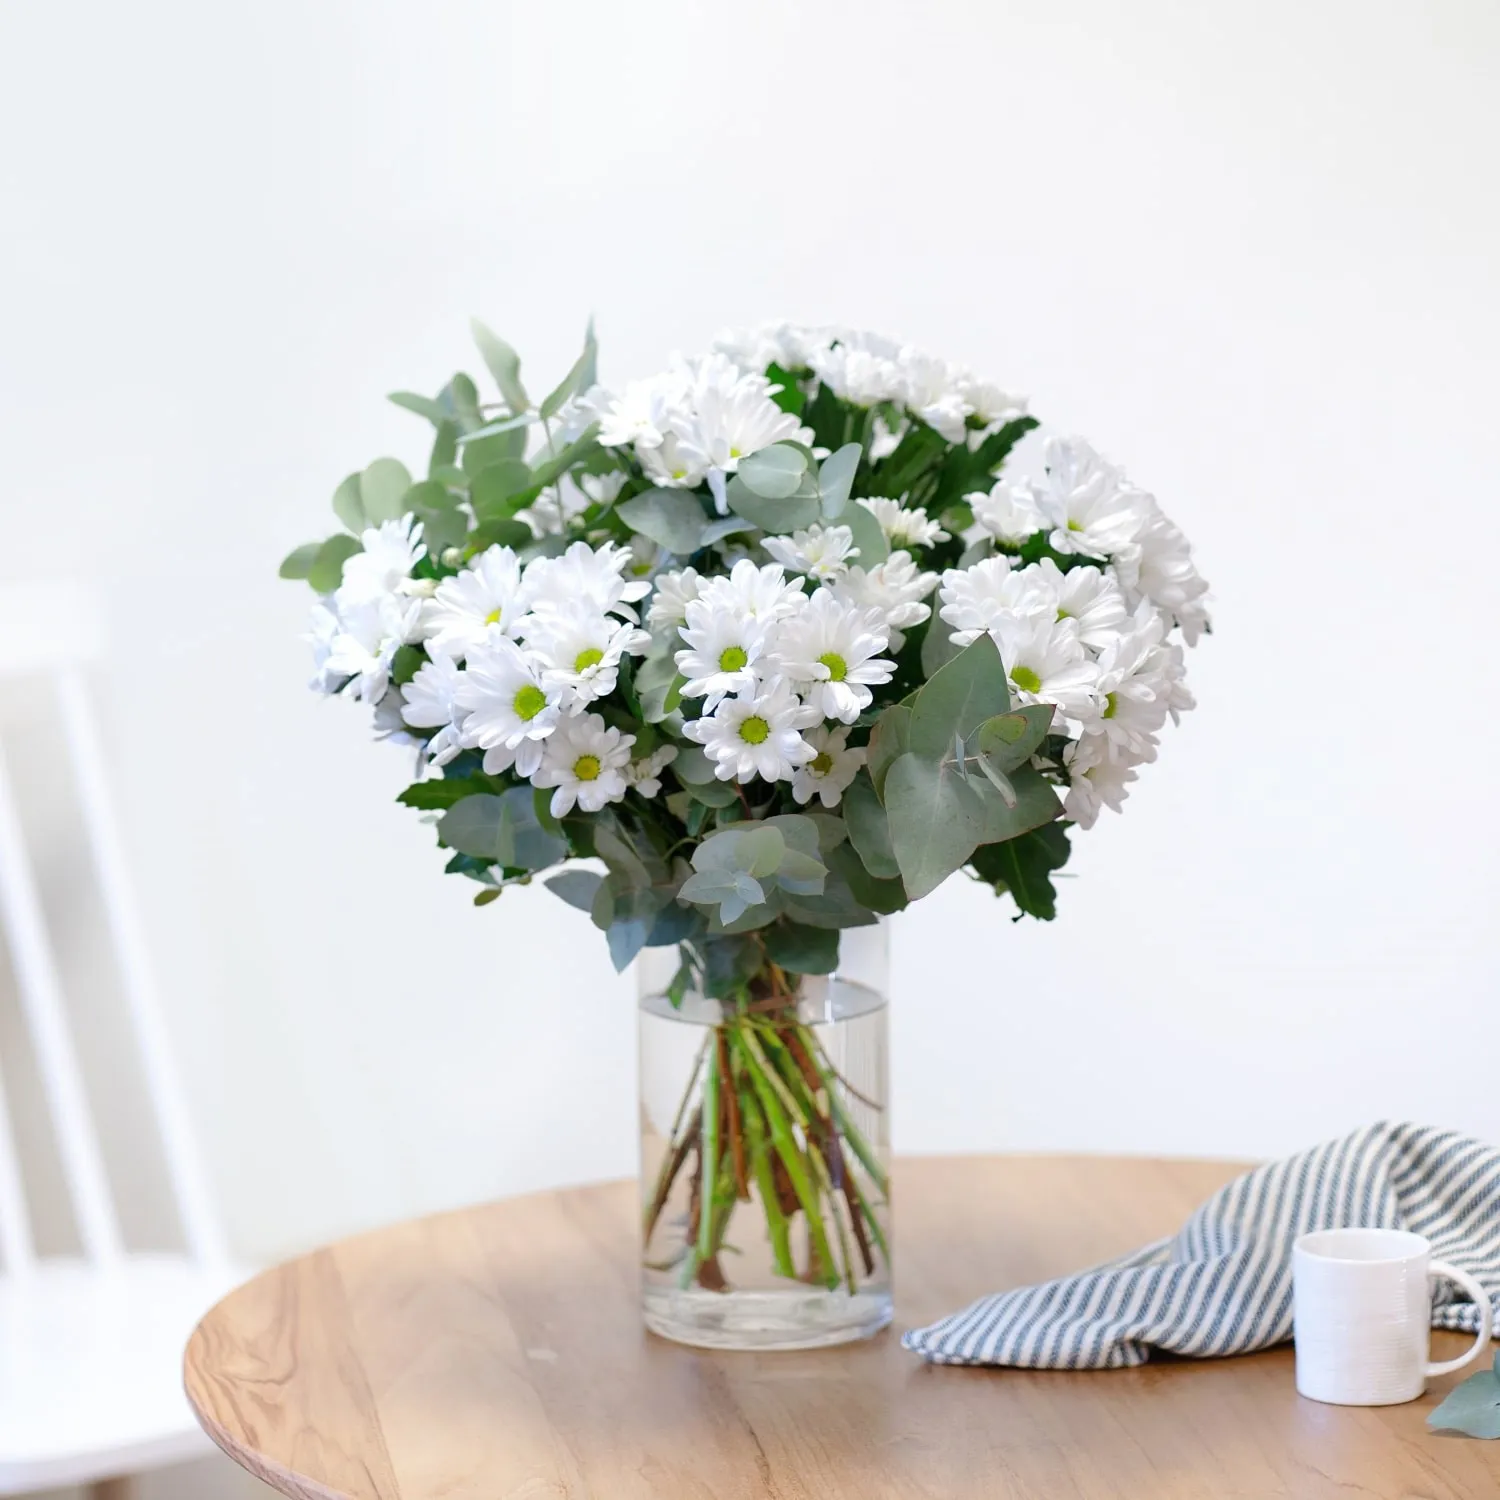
[[3, 0, 1498, 1316]]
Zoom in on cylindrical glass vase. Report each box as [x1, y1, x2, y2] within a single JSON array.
[[638, 925, 891, 1351]]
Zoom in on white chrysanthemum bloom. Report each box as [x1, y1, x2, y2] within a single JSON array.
[[1024, 559, 1129, 650], [762, 523, 859, 581], [1024, 436, 1150, 563], [1063, 733, 1141, 828], [773, 589, 894, 724], [675, 600, 775, 708], [525, 540, 652, 621], [954, 373, 1028, 428], [898, 349, 971, 442], [323, 594, 424, 703], [420, 545, 529, 658], [809, 341, 907, 408], [790, 724, 865, 809], [713, 322, 831, 374], [938, 554, 1046, 647], [306, 601, 344, 694], [338, 516, 427, 606], [532, 712, 635, 817], [585, 368, 691, 451], [683, 679, 819, 784], [857, 496, 949, 550], [988, 612, 1102, 724], [646, 567, 704, 629], [520, 602, 651, 711], [1084, 610, 1171, 761], [696, 558, 806, 623], [868, 413, 905, 460], [830, 550, 939, 636], [398, 651, 467, 766], [625, 743, 679, 799], [1132, 504, 1211, 644], [970, 481, 1045, 546], [371, 690, 427, 775], [453, 636, 562, 779]]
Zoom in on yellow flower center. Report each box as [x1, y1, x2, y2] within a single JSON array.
[[810, 751, 834, 775], [1056, 608, 1071, 622], [738, 715, 770, 746], [1067, 519, 1084, 533], [574, 647, 605, 672], [1102, 691, 1119, 720], [818, 651, 848, 682], [513, 684, 547, 721], [1010, 665, 1042, 694], [484, 607, 503, 625], [573, 754, 602, 782], [719, 645, 749, 672]]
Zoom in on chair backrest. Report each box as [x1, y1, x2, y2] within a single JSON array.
[[0, 580, 226, 1276]]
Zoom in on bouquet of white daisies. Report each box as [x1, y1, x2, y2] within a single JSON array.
[[284, 318, 1208, 1295]]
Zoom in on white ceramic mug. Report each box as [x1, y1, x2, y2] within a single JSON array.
[[1292, 1227, 1494, 1405]]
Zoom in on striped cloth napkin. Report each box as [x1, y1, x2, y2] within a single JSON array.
[[903, 1121, 1500, 1367]]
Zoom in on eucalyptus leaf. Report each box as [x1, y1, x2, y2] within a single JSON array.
[[920, 616, 963, 677], [736, 443, 808, 499], [429, 420, 459, 476], [828, 842, 908, 915], [908, 634, 1013, 761], [700, 517, 755, 546], [617, 488, 710, 555], [470, 318, 530, 413], [973, 704, 1054, 773], [724, 471, 821, 534], [672, 744, 718, 785], [842, 773, 900, 880], [331, 472, 365, 534], [396, 779, 487, 811], [453, 410, 538, 445], [530, 427, 601, 489], [974, 765, 1064, 845], [780, 874, 879, 930], [866, 703, 911, 800], [438, 373, 485, 433], [773, 848, 828, 896], [387, 391, 447, 423], [438, 788, 566, 870], [1427, 1354, 1500, 1439], [544, 869, 604, 912], [764, 920, 840, 974], [470, 459, 535, 520], [359, 458, 413, 525], [841, 498, 890, 567], [307, 533, 362, 593], [884, 752, 987, 900], [539, 319, 598, 420], [463, 428, 529, 474], [817, 442, 862, 518], [686, 778, 738, 808], [278, 541, 321, 581]]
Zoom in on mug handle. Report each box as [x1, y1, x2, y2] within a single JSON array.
[[1426, 1261, 1495, 1379]]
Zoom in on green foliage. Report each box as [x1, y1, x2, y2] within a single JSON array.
[[817, 443, 862, 519], [277, 541, 321, 581], [865, 703, 911, 799], [839, 495, 890, 567], [842, 773, 899, 880], [970, 823, 1071, 920], [725, 450, 821, 533], [470, 459, 534, 519], [438, 789, 567, 870], [763, 919, 840, 974], [470, 318, 529, 413], [544, 869, 604, 911], [617, 488, 710, 555], [539, 319, 598, 420], [908, 635, 1013, 760], [304, 534, 362, 593], [884, 752, 985, 899], [396, 778, 490, 811], [1428, 1352, 1500, 1439], [736, 443, 808, 499]]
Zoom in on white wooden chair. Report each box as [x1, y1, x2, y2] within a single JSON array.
[[0, 582, 247, 1498]]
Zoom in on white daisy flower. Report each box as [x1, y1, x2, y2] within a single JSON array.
[[371, 689, 425, 764], [338, 516, 427, 606], [683, 679, 819, 785], [761, 523, 859, 581], [398, 650, 467, 767], [897, 349, 971, 441], [790, 724, 865, 809], [954, 373, 1028, 428], [857, 496, 949, 550], [970, 481, 1045, 546], [519, 603, 651, 711], [696, 558, 806, 623], [625, 743, 679, 799], [586, 367, 691, 451], [829, 549, 939, 636], [1027, 559, 1129, 650], [1063, 732, 1142, 828], [420, 545, 529, 658], [1085, 610, 1171, 761], [1026, 436, 1150, 562], [938, 555, 1047, 647], [532, 712, 635, 817], [646, 567, 704, 629], [306, 601, 344, 695], [773, 589, 894, 725], [323, 593, 424, 703], [868, 413, 905, 460], [675, 600, 775, 708], [809, 340, 907, 408], [453, 636, 562, 779], [525, 540, 652, 621], [713, 321, 831, 374], [989, 612, 1102, 725], [1133, 504, 1211, 644]]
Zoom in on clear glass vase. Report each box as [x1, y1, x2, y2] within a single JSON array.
[[638, 925, 891, 1350]]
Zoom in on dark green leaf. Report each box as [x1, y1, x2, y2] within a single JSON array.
[[764, 920, 840, 974], [702, 934, 761, 997], [617, 488, 710, 555], [307, 533, 362, 593], [765, 361, 807, 417], [827, 842, 909, 915], [969, 823, 1071, 921], [391, 644, 424, 686], [802, 380, 848, 450], [473, 887, 502, 907], [866, 420, 948, 498], [397, 778, 488, 811]]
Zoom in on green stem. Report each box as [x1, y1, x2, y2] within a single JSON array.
[[742, 1088, 794, 1278], [696, 1033, 722, 1268]]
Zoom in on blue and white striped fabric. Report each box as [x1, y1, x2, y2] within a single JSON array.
[[903, 1121, 1500, 1367]]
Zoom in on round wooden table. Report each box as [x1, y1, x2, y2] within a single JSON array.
[[184, 1156, 1499, 1499]]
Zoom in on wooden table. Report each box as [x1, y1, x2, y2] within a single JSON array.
[[184, 1156, 1500, 1499]]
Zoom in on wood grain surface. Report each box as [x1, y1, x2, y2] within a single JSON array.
[[184, 1156, 1500, 1499]]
